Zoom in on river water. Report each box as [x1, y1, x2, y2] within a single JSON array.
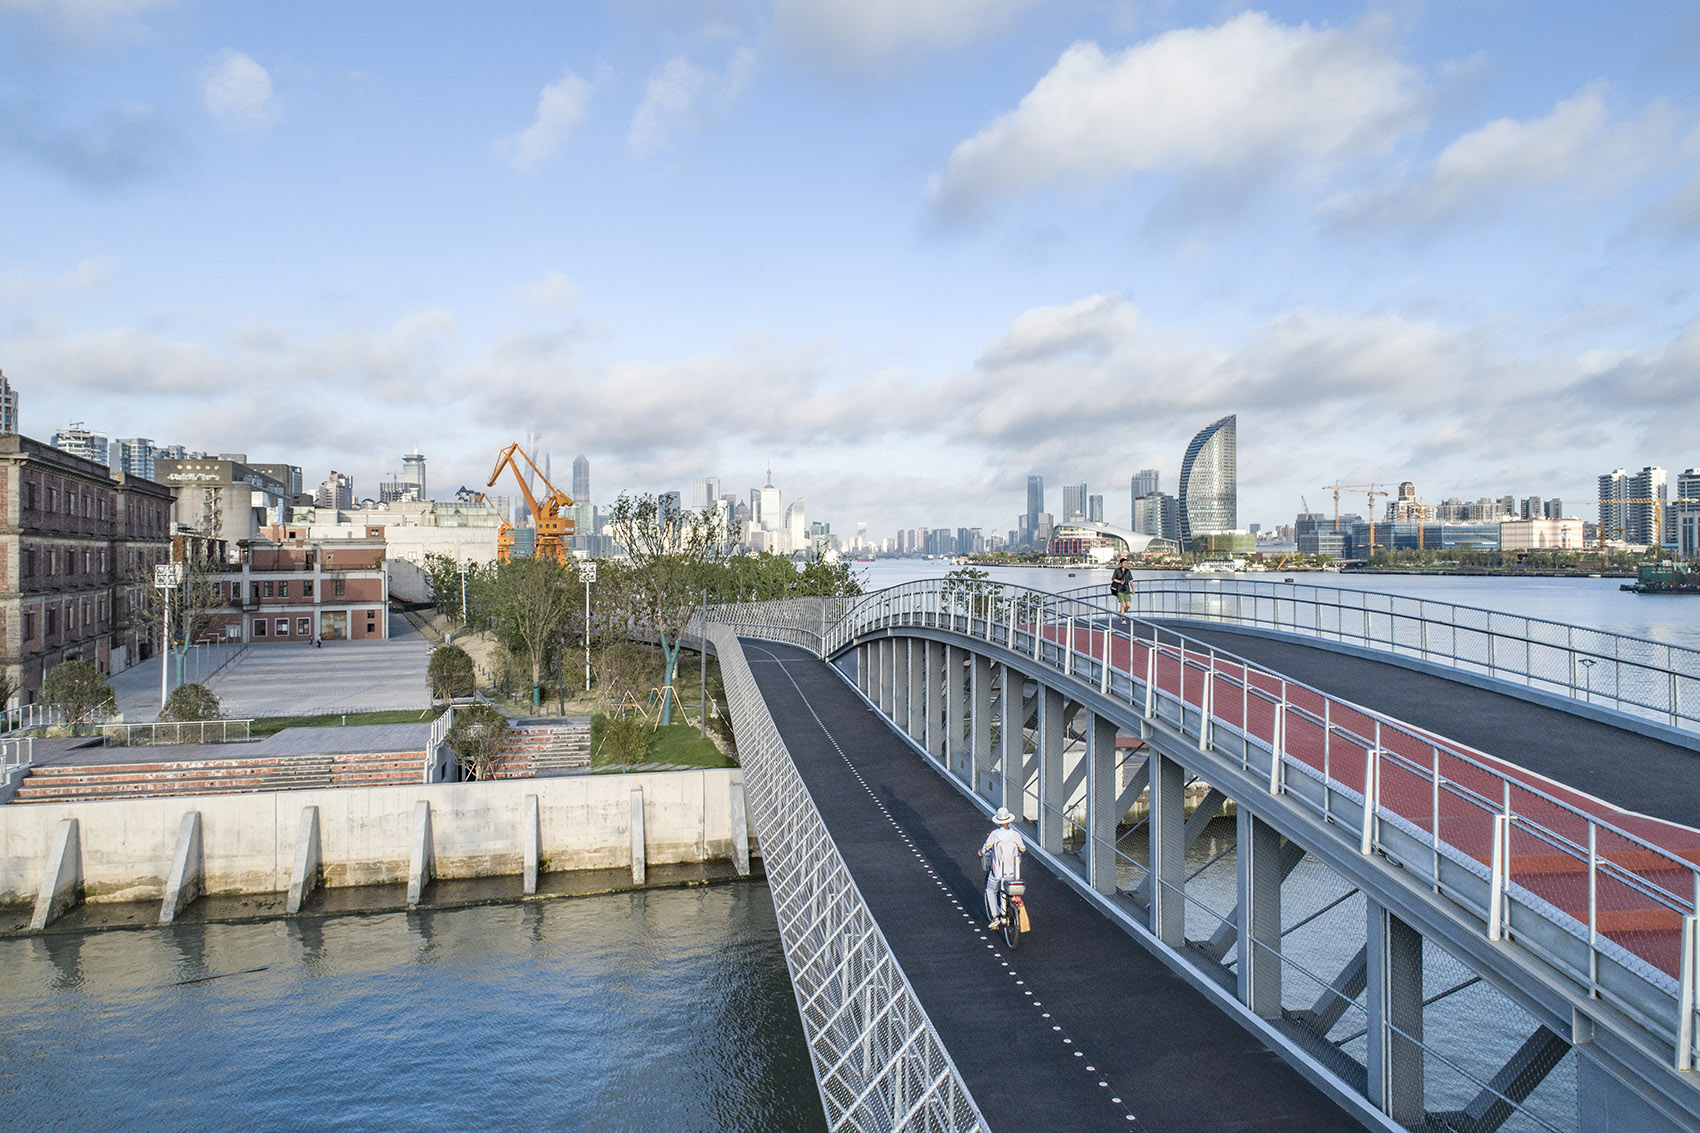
[[0, 883, 825, 1131]]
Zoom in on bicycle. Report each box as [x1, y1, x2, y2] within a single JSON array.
[[996, 874, 1027, 950]]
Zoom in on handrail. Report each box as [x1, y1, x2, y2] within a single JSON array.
[[795, 577, 1700, 1069], [99, 719, 254, 746], [1059, 576, 1700, 739]]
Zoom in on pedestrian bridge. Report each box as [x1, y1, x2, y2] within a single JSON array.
[[701, 578, 1700, 1132]]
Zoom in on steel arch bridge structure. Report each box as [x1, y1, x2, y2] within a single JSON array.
[[703, 580, 1700, 1131]]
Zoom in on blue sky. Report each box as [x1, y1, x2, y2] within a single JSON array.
[[4, 1, 1699, 538]]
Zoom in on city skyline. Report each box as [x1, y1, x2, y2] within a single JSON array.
[[5, 4, 1699, 534]]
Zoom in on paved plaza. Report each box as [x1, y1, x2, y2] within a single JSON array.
[[108, 617, 432, 721]]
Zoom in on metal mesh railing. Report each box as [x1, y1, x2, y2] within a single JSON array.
[[703, 621, 987, 1132], [99, 718, 254, 746], [1080, 576, 1700, 738], [813, 578, 1700, 1075]]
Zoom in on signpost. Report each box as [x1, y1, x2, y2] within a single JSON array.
[[154, 563, 185, 708], [581, 561, 596, 692]]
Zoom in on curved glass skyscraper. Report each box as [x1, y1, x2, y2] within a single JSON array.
[[1178, 415, 1236, 550]]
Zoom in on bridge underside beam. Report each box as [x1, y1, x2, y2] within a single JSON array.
[[1134, 786, 1226, 908], [1367, 899, 1424, 1125], [1200, 835, 1305, 962], [1430, 1025, 1570, 1133]]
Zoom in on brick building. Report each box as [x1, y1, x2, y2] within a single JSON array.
[[201, 526, 389, 645], [0, 435, 173, 705]]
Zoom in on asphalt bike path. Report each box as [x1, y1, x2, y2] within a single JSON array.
[[742, 639, 1358, 1133]]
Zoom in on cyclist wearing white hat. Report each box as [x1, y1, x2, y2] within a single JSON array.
[[980, 807, 1026, 928]]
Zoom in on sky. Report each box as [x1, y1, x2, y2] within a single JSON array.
[[4, 0, 1700, 539]]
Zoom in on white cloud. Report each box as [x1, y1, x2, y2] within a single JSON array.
[[1, 255, 120, 302], [772, 0, 1036, 67], [1324, 85, 1687, 226], [629, 47, 754, 157], [496, 70, 591, 173], [0, 0, 184, 41], [201, 49, 279, 131], [929, 12, 1424, 215], [511, 270, 580, 315]]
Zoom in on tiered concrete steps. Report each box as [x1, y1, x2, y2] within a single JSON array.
[[10, 747, 426, 803], [488, 718, 592, 779]]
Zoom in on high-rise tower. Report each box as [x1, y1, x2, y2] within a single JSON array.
[[1178, 415, 1237, 551], [1025, 475, 1044, 548], [572, 454, 590, 503], [0, 370, 16, 435]]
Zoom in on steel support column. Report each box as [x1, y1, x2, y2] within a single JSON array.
[[1000, 666, 1026, 821], [892, 638, 909, 725], [1087, 712, 1120, 895], [1038, 684, 1066, 854], [948, 646, 970, 780], [1367, 898, 1424, 1124], [908, 639, 927, 743], [1237, 807, 1284, 1020], [970, 653, 993, 796], [1148, 751, 1186, 947], [924, 640, 946, 758]]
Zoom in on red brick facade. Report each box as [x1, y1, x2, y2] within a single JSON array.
[[201, 531, 389, 645]]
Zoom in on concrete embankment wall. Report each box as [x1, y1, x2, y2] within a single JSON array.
[[0, 770, 748, 905]]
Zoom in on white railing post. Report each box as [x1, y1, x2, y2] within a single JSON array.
[[1198, 651, 1214, 751], [1144, 640, 1157, 720], [1680, 914, 1699, 1070], [1268, 697, 1286, 795], [1361, 729, 1380, 856], [1100, 626, 1111, 695], [1489, 814, 1511, 941]]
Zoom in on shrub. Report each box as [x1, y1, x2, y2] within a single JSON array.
[[42, 660, 114, 731], [602, 713, 650, 765], [427, 645, 477, 701], [161, 683, 222, 722], [445, 703, 510, 781]]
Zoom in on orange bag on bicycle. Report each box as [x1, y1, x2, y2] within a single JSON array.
[[1018, 903, 1031, 933]]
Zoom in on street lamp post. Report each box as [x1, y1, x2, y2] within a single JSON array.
[[1580, 657, 1597, 703]]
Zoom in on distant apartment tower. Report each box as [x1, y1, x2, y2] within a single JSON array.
[[250, 463, 304, 498], [1599, 466, 1667, 545], [110, 437, 157, 480], [0, 370, 17, 434], [317, 471, 354, 510], [1088, 494, 1104, 523], [1062, 483, 1087, 524], [690, 477, 721, 512], [51, 426, 108, 467], [572, 454, 590, 503], [401, 450, 427, 501], [1131, 469, 1159, 500], [1178, 415, 1237, 550], [1025, 475, 1045, 548], [1675, 470, 1700, 560]]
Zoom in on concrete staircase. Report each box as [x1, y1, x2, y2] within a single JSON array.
[[488, 719, 592, 779], [10, 747, 426, 803]]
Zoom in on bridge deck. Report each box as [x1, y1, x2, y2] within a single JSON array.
[[743, 639, 1357, 1133]]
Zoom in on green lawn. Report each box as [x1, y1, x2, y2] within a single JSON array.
[[590, 715, 734, 771], [250, 708, 443, 737]]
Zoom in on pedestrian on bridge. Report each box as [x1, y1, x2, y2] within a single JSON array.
[[1111, 557, 1134, 616], [980, 808, 1026, 929]]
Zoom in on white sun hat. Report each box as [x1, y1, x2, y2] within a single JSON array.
[[993, 807, 1014, 825]]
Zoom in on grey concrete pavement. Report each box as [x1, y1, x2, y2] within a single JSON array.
[[205, 617, 433, 717], [109, 642, 247, 722]]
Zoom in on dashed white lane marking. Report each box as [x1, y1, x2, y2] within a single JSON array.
[[752, 643, 1143, 1129]]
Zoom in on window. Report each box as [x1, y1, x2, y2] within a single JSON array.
[[303, 579, 313, 596], [253, 618, 267, 637], [297, 617, 312, 636], [275, 618, 290, 636], [66, 602, 75, 631], [277, 580, 289, 599], [45, 608, 57, 636], [22, 612, 34, 641], [24, 482, 36, 510], [21, 549, 33, 578], [263, 581, 274, 598], [251, 583, 261, 602], [45, 486, 56, 512], [334, 578, 346, 597]]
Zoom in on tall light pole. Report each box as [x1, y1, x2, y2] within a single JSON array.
[[582, 561, 596, 691]]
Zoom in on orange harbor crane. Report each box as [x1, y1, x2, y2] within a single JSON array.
[[474, 492, 517, 562], [489, 443, 575, 563]]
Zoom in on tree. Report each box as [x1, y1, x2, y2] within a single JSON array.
[[135, 529, 230, 698], [423, 552, 495, 628], [607, 493, 726, 725], [427, 644, 477, 701], [446, 703, 510, 781], [486, 555, 579, 706], [42, 661, 115, 731], [160, 683, 223, 722]]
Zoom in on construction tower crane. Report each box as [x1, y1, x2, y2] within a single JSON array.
[[1323, 482, 1388, 556], [1589, 496, 1700, 556], [488, 443, 575, 563], [474, 492, 517, 563]]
